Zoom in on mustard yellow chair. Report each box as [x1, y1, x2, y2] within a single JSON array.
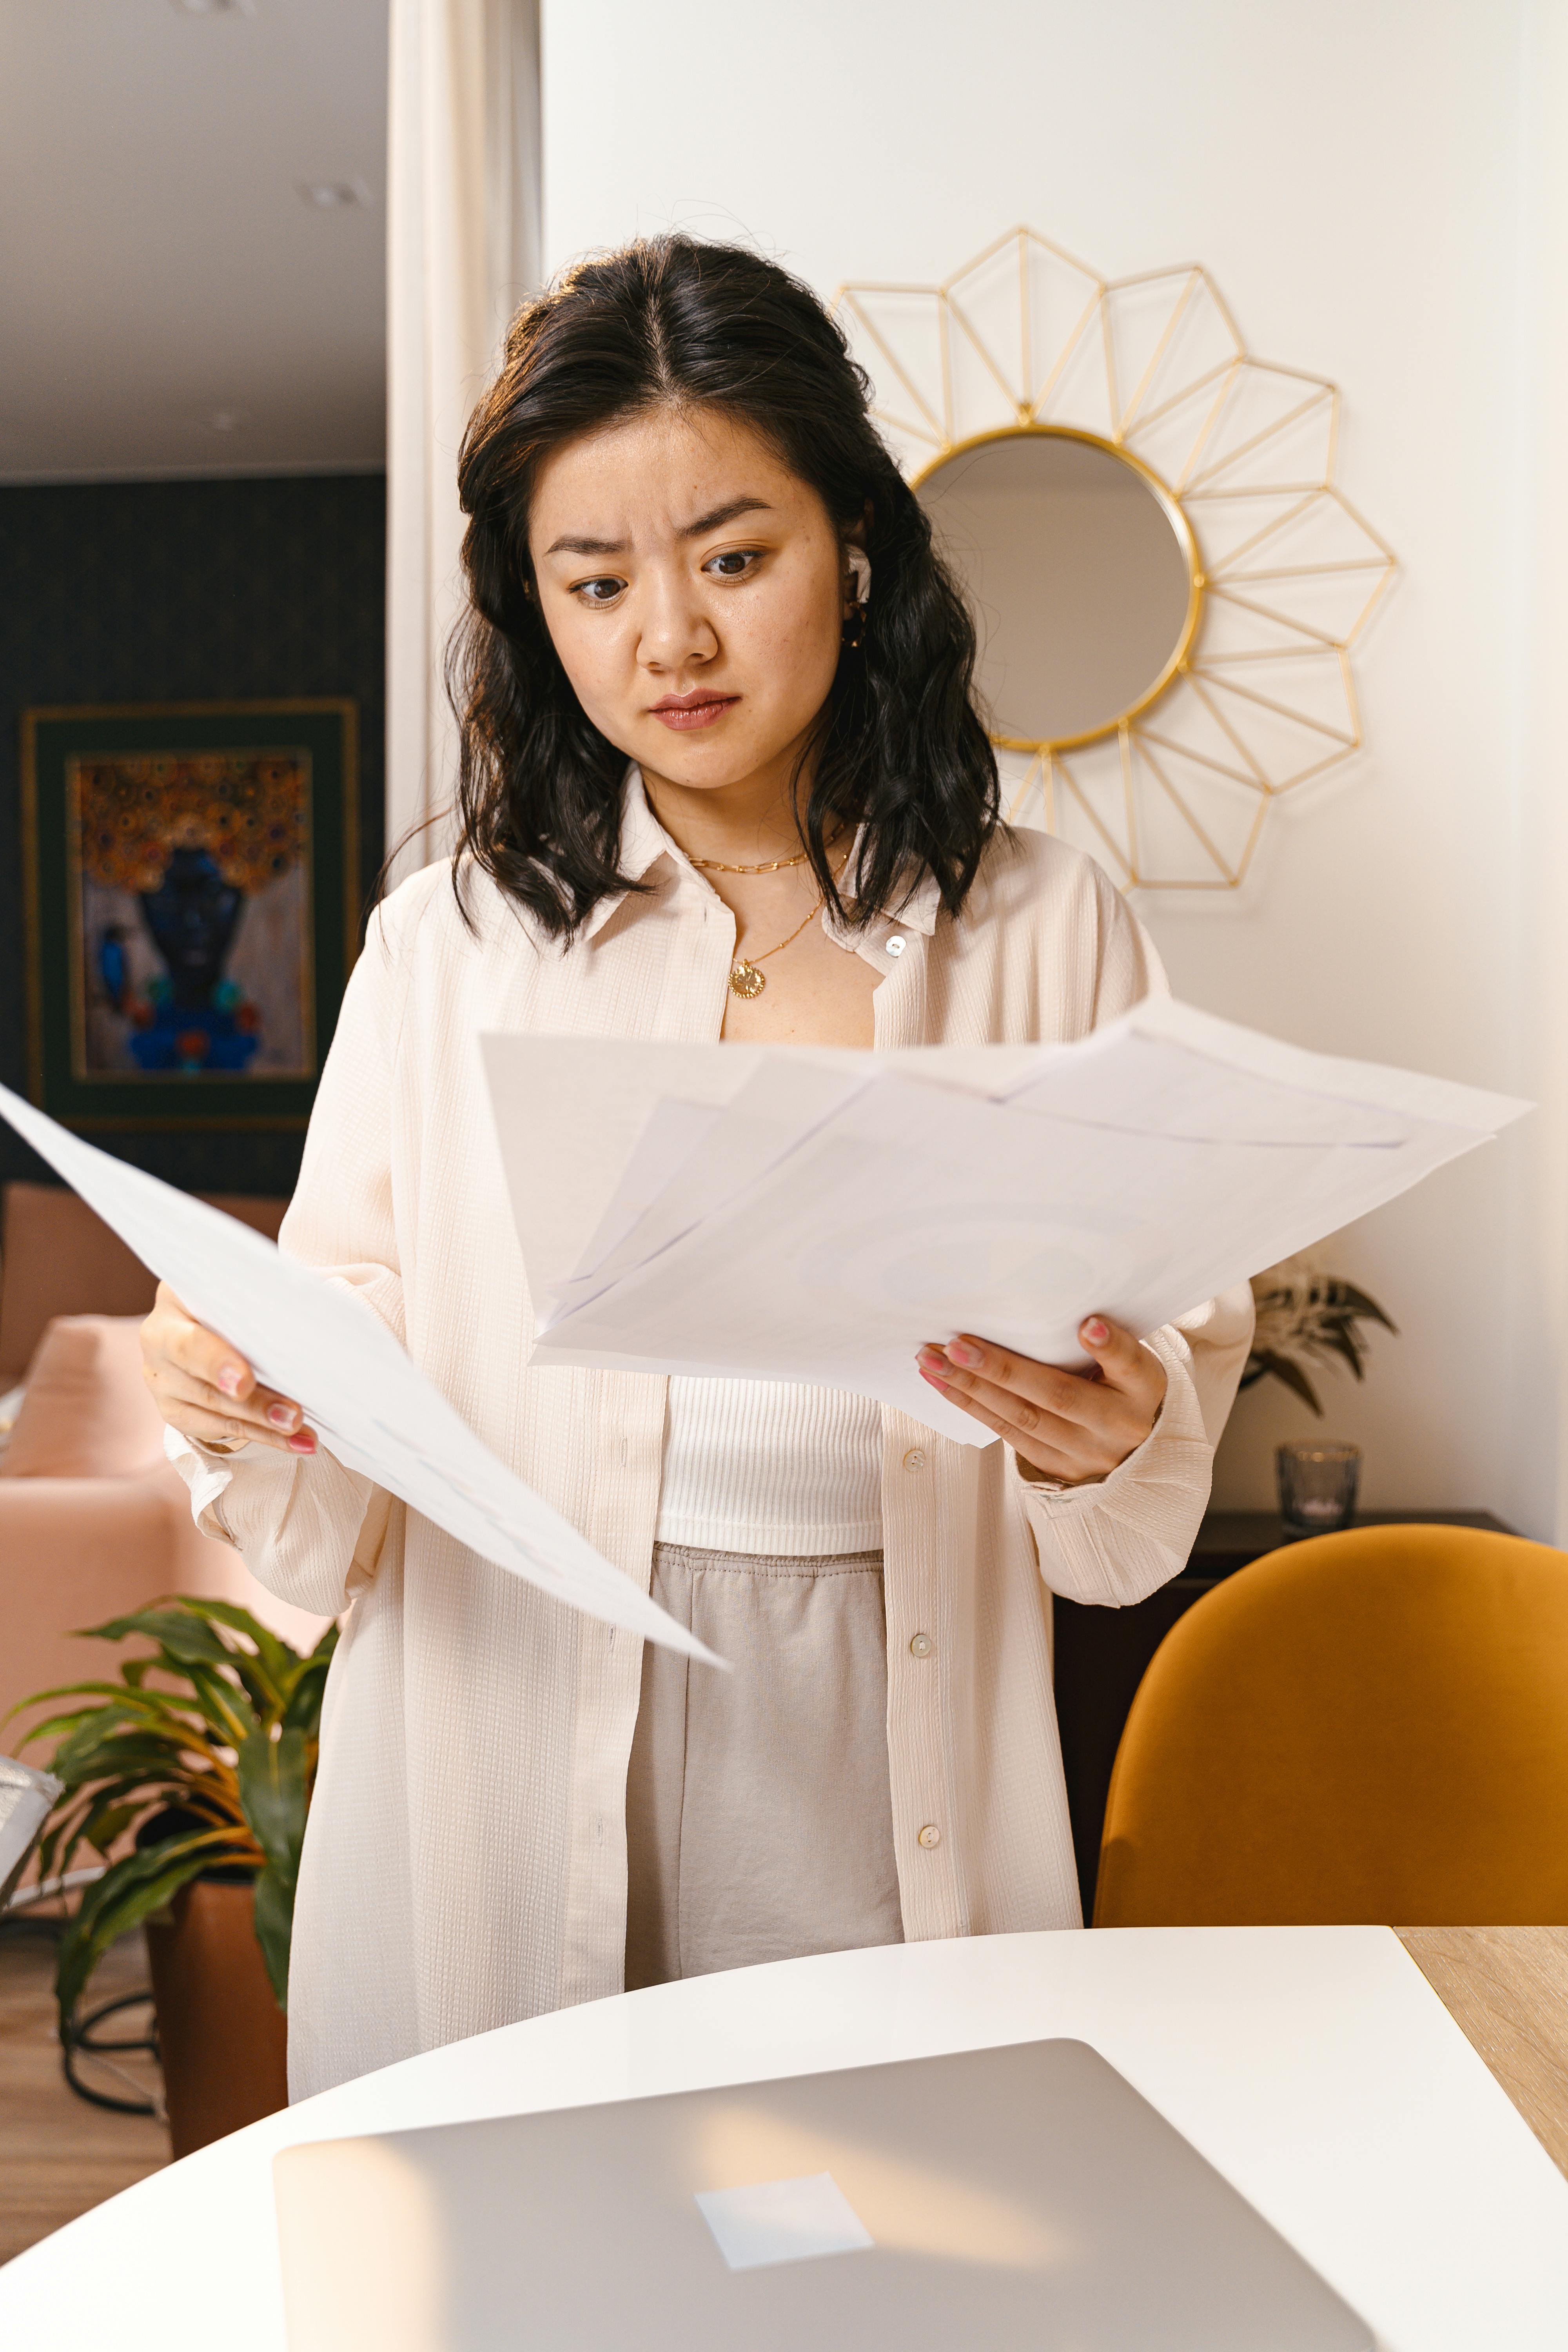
[[1094, 1524, 1568, 1928]]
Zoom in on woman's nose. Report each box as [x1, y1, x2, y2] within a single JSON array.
[[637, 568, 718, 670]]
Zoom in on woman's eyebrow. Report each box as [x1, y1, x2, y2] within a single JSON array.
[[680, 495, 773, 537], [544, 530, 629, 556], [542, 497, 772, 559]]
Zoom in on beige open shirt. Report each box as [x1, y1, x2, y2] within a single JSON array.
[[172, 780, 1253, 2100]]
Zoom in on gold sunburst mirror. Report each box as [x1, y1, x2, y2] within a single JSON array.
[[838, 230, 1396, 890], [913, 425, 1202, 753]]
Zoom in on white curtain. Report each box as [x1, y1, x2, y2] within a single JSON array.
[[385, 0, 542, 886]]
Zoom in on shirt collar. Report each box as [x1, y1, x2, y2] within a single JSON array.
[[575, 766, 685, 945], [578, 765, 944, 945], [827, 826, 942, 940]]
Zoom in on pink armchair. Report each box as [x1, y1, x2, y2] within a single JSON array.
[[0, 1184, 327, 1741]]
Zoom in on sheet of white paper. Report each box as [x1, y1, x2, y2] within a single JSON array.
[[1000, 1025, 1410, 1146], [0, 1085, 716, 1664], [552, 1096, 725, 1306], [997, 998, 1517, 1145], [494, 1004, 1530, 1450], [479, 1034, 878, 1304], [543, 1058, 877, 1324]]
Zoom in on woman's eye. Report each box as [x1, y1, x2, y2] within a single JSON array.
[[574, 577, 625, 605], [704, 549, 760, 580]]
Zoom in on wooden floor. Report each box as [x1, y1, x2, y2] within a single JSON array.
[[0, 1926, 168, 2267]]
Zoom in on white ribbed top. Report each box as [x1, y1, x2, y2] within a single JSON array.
[[656, 1377, 884, 1555]]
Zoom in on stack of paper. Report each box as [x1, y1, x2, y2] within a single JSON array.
[[484, 999, 1530, 1450], [0, 1086, 715, 1662]]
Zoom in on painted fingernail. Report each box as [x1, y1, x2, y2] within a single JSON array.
[[916, 1345, 945, 1368], [267, 1403, 299, 1430], [287, 1431, 316, 1454], [1083, 1318, 1109, 1346], [919, 1368, 949, 1392], [216, 1365, 245, 1397], [947, 1340, 983, 1369]]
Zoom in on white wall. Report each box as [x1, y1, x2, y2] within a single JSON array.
[[542, 0, 1568, 1534]]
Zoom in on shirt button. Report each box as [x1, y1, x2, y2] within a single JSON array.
[[909, 1632, 933, 1659], [902, 1446, 926, 1472], [885, 934, 906, 957], [917, 1823, 942, 1850]]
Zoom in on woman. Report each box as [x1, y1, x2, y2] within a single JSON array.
[[142, 235, 1252, 2100]]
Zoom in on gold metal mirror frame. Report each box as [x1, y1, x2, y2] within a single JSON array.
[[911, 422, 1204, 757], [838, 229, 1396, 890]]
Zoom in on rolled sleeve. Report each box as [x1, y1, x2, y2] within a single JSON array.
[[164, 1420, 258, 1543], [1020, 1281, 1254, 1608], [158, 894, 419, 1618], [163, 1408, 390, 1621]]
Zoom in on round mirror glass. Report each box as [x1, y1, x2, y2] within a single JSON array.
[[914, 429, 1197, 747]]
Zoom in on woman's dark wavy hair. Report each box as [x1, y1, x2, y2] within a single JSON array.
[[445, 233, 998, 936]]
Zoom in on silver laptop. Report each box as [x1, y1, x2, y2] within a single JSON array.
[[273, 2038, 1373, 2350]]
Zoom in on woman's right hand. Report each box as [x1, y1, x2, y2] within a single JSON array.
[[140, 1279, 316, 1456]]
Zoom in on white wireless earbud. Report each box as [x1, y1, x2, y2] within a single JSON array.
[[846, 547, 872, 606]]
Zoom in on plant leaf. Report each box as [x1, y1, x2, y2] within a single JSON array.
[[7, 1681, 211, 1741], [252, 1864, 293, 2011], [47, 1720, 205, 1789], [82, 1801, 138, 1857], [55, 1828, 244, 2029], [14, 1703, 141, 1751], [1316, 1321, 1368, 1380], [177, 1597, 295, 1692], [177, 1659, 259, 1749], [1247, 1350, 1323, 1416], [280, 1655, 333, 1736], [1333, 1283, 1399, 1333], [35, 1797, 98, 1886], [78, 1606, 238, 1664], [237, 1729, 308, 1884]]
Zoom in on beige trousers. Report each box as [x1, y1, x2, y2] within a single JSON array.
[[624, 1542, 906, 1989]]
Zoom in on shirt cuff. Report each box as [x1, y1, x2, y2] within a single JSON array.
[[163, 1420, 257, 1539], [1014, 1328, 1215, 1606], [1010, 1330, 1187, 1515]]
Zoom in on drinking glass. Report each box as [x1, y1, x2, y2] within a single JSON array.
[[1276, 1440, 1361, 1538]]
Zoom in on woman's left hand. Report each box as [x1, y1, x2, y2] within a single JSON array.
[[916, 1316, 1167, 1485]]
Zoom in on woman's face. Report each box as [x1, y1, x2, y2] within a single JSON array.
[[527, 407, 852, 794]]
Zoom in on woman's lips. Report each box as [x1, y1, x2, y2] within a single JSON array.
[[650, 695, 739, 731]]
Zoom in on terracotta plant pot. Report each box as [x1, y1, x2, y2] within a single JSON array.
[[144, 1876, 289, 2158]]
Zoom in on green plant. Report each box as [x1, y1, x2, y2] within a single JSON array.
[[1243, 1256, 1398, 1416], [8, 1598, 336, 2035]]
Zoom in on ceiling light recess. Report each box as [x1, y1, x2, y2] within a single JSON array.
[[297, 180, 371, 211]]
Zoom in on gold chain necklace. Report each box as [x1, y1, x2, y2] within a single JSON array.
[[729, 900, 823, 998], [692, 845, 809, 875], [728, 845, 852, 1000], [691, 827, 845, 876]]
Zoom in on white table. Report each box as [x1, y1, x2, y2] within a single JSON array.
[[3, 1927, 1566, 2348]]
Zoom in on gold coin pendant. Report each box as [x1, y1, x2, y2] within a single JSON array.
[[729, 961, 767, 1000]]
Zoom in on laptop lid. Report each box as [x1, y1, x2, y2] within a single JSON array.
[[273, 2037, 1373, 2351]]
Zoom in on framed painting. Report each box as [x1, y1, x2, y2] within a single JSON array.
[[21, 700, 359, 1130]]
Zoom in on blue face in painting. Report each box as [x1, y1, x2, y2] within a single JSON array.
[[129, 847, 260, 1075], [139, 847, 243, 1010]]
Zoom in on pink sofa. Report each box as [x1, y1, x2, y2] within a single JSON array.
[[0, 1184, 327, 1742]]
